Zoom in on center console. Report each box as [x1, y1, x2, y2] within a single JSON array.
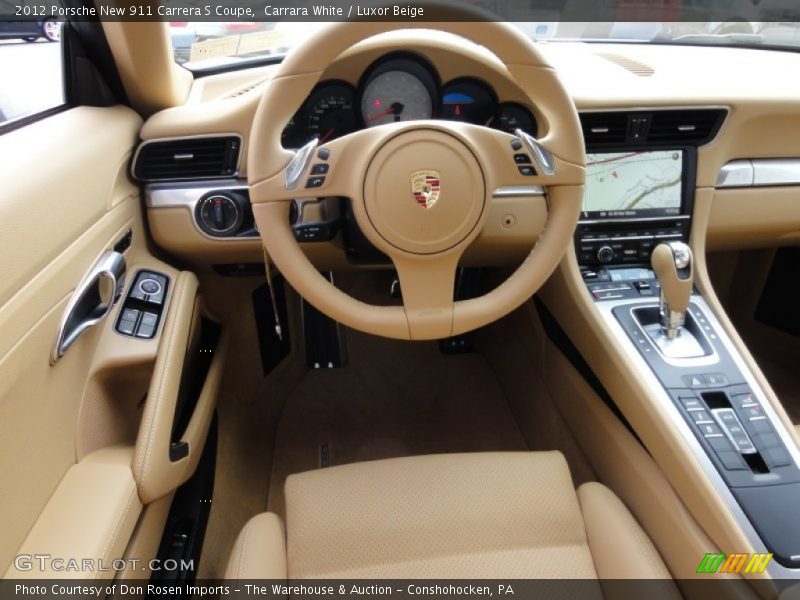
[[575, 138, 800, 575]]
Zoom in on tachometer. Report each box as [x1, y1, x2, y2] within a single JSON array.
[[360, 57, 438, 127], [305, 83, 358, 143], [281, 82, 357, 148], [491, 103, 538, 137]]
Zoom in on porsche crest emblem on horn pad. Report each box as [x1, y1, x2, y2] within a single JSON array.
[[410, 170, 441, 209]]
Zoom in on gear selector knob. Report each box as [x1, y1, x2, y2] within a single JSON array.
[[651, 242, 693, 339]]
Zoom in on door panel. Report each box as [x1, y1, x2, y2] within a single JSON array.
[[0, 105, 141, 572]]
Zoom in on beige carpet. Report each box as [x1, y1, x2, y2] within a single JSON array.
[[267, 329, 529, 519]]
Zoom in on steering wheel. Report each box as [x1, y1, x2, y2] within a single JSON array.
[[248, 21, 585, 340]]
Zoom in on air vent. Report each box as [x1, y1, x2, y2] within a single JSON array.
[[648, 109, 727, 144], [580, 109, 727, 147], [133, 136, 241, 182], [595, 52, 655, 77], [580, 112, 629, 145]]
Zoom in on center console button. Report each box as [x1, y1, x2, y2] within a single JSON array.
[[713, 408, 757, 454], [679, 396, 704, 411], [763, 446, 791, 468], [706, 373, 729, 387], [690, 409, 714, 424], [682, 374, 708, 389], [698, 422, 723, 438], [730, 392, 758, 409], [717, 451, 747, 471], [596, 245, 614, 264]]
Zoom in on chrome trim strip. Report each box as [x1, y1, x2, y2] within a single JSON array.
[[492, 185, 546, 197], [597, 294, 800, 581], [578, 215, 690, 225], [145, 179, 255, 243], [753, 159, 800, 187], [131, 133, 243, 183], [716, 160, 754, 188], [716, 158, 800, 188]]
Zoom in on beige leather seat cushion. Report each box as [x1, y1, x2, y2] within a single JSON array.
[[226, 452, 673, 581]]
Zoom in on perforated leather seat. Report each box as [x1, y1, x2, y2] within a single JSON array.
[[225, 452, 675, 581]]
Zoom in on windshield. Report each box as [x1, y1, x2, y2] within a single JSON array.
[[171, 21, 800, 69]]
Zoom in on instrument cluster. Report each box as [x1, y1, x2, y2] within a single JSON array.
[[281, 53, 538, 149]]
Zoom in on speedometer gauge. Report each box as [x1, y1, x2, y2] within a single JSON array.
[[359, 57, 438, 127]]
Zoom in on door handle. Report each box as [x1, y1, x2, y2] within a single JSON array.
[[51, 250, 126, 364]]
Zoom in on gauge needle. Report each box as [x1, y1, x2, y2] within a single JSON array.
[[367, 101, 404, 123], [319, 128, 335, 143]]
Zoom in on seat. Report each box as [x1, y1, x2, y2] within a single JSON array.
[[225, 452, 674, 581]]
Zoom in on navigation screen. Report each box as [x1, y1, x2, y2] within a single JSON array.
[[582, 150, 683, 219]]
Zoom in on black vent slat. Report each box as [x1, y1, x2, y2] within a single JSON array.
[[133, 136, 240, 182], [580, 109, 727, 147], [648, 110, 726, 143], [580, 113, 629, 145]]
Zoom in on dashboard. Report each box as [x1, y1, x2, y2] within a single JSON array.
[[137, 36, 800, 271], [280, 53, 538, 149]]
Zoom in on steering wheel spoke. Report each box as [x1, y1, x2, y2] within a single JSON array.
[[392, 253, 461, 340], [442, 123, 584, 192]]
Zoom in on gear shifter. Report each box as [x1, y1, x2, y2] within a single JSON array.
[[651, 242, 693, 339]]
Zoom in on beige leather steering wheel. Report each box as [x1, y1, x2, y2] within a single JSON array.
[[248, 21, 585, 340]]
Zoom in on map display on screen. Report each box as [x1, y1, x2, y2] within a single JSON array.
[[582, 150, 683, 218]]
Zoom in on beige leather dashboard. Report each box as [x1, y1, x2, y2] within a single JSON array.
[[139, 33, 800, 266]]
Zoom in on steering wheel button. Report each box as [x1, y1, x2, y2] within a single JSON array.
[[306, 176, 326, 188], [510, 139, 523, 151], [311, 164, 330, 175], [518, 166, 537, 176], [317, 148, 330, 161], [513, 153, 531, 164]]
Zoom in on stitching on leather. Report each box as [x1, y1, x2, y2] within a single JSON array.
[[136, 274, 189, 494], [95, 480, 137, 580]]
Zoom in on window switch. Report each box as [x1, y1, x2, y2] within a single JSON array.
[[141, 312, 158, 327], [117, 319, 136, 336], [121, 308, 140, 322], [135, 323, 155, 339]]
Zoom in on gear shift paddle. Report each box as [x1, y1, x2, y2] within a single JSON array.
[[651, 242, 693, 339]]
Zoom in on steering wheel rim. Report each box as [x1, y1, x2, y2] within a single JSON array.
[[248, 20, 585, 340]]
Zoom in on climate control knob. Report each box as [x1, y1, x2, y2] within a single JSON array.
[[596, 245, 615, 264], [196, 193, 244, 236]]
